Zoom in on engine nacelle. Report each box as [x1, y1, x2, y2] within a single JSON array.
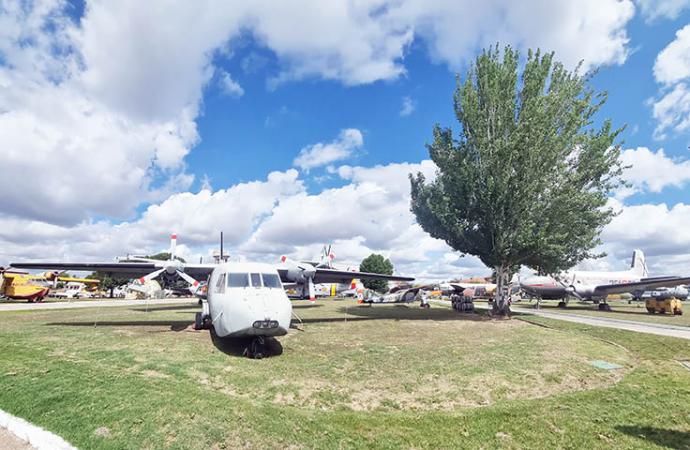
[[286, 263, 316, 283], [567, 284, 596, 299]]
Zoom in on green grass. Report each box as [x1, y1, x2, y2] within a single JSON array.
[[511, 298, 690, 327], [0, 299, 689, 449]]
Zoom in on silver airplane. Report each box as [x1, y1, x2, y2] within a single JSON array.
[[11, 234, 413, 358], [520, 250, 690, 311]]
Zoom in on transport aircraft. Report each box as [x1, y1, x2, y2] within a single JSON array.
[[281, 244, 364, 300], [10, 234, 413, 357], [519, 250, 690, 311]]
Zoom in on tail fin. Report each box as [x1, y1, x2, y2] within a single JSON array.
[[170, 234, 177, 260], [630, 249, 648, 278]]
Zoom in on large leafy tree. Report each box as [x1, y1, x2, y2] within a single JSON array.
[[360, 254, 394, 293], [410, 46, 626, 315]]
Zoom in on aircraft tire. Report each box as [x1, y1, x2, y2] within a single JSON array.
[[249, 337, 265, 359], [194, 312, 203, 330], [557, 301, 567, 308]]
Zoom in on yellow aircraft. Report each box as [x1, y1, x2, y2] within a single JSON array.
[[0, 269, 99, 302]]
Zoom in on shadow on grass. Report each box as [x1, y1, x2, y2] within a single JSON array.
[[616, 425, 690, 449], [298, 304, 492, 325], [47, 320, 192, 332], [292, 303, 324, 309], [130, 303, 200, 312], [210, 329, 283, 358]]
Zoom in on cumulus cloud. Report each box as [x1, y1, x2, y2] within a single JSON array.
[[218, 70, 245, 97], [616, 147, 690, 199], [637, 0, 690, 21], [654, 24, 690, 85], [0, 169, 305, 264], [400, 96, 415, 116], [600, 200, 690, 275], [293, 129, 363, 172], [651, 25, 690, 139]]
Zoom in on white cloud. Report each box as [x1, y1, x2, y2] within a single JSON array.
[[218, 70, 244, 97], [600, 200, 690, 275], [0, 169, 304, 264], [293, 128, 363, 172], [637, 0, 690, 21], [652, 83, 690, 139], [400, 96, 415, 116], [616, 147, 690, 199], [654, 24, 690, 85], [651, 25, 690, 138], [391, 0, 634, 72]]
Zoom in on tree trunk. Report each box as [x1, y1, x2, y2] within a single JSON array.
[[109, 287, 114, 298], [491, 265, 511, 316]]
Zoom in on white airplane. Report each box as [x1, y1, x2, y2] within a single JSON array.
[[11, 234, 413, 358], [520, 250, 690, 311]]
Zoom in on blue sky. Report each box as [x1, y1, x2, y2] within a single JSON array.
[[1, 0, 690, 279]]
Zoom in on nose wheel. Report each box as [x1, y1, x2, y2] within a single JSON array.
[[247, 336, 265, 359]]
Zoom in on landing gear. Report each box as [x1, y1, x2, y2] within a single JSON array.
[[557, 301, 567, 308], [598, 303, 612, 312], [247, 336, 265, 359], [193, 312, 211, 330]]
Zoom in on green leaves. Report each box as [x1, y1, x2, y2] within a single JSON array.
[[410, 45, 625, 274], [359, 254, 395, 293]]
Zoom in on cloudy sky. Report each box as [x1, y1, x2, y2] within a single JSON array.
[[1, 0, 690, 280]]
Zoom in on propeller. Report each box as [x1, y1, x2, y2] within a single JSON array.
[[554, 272, 584, 300]]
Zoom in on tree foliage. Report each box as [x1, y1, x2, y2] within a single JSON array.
[[359, 254, 394, 293], [410, 45, 626, 311], [147, 252, 185, 263]]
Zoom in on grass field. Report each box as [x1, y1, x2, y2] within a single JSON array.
[[0, 298, 689, 449], [510, 298, 690, 327]]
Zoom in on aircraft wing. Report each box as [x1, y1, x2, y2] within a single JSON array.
[[592, 276, 690, 296], [10, 262, 216, 279], [276, 267, 414, 285], [312, 268, 413, 284]]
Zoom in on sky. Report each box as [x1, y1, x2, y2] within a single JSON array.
[[1, 0, 690, 281]]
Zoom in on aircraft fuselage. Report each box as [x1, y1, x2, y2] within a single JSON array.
[[204, 262, 292, 338]]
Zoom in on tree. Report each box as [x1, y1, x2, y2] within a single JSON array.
[[359, 254, 394, 293], [146, 252, 185, 263], [88, 272, 129, 298], [410, 45, 626, 315]]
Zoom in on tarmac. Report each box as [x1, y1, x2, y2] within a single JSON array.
[[432, 299, 690, 340], [510, 305, 690, 340]]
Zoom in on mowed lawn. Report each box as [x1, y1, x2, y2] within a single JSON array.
[[512, 298, 690, 327], [0, 298, 688, 449]]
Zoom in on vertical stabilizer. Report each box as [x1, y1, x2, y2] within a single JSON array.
[[630, 249, 648, 278], [170, 234, 177, 260]]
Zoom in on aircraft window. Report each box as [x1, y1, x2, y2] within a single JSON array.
[[227, 273, 249, 288], [215, 273, 226, 294], [250, 273, 262, 287], [262, 273, 282, 289]]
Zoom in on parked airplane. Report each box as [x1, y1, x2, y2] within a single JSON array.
[[11, 234, 413, 357], [520, 250, 690, 311], [635, 285, 689, 301], [0, 269, 100, 302]]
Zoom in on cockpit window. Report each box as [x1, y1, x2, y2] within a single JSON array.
[[250, 273, 262, 287], [227, 273, 249, 288], [262, 273, 282, 289]]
